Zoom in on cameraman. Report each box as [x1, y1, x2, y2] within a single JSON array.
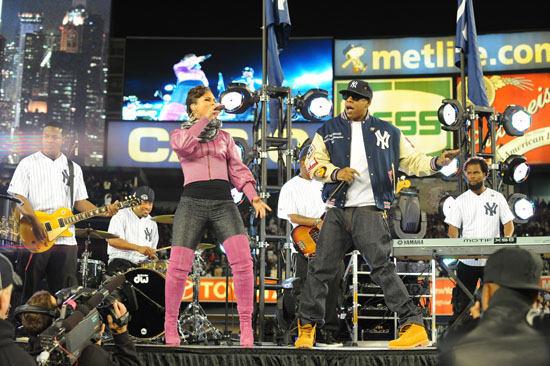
[[0, 254, 35, 365], [21, 290, 140, 366]]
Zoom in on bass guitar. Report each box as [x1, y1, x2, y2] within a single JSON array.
[[20, 196, 141, 253], [290, 179, 412, 257]]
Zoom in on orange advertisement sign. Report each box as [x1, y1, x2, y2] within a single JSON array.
[[459, 73, 550, 165], [181, 277, 278, 303]]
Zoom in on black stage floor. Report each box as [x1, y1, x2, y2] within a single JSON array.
[[107, 343, 438, 366]]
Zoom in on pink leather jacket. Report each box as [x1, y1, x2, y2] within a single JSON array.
[[170, 117, 258, 203]]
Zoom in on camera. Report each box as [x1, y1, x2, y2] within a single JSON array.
[[30, 274, 137, 365]]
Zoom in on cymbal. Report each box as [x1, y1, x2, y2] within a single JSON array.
[[197, 243, 216, 250], [75, 228, 119, 240], [151, 215, 174, 224]]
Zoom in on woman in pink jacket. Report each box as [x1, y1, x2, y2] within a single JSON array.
[[165, 85, 270, 347]]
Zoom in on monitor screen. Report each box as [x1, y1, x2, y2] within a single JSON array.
[[123, 37, 333, 122]]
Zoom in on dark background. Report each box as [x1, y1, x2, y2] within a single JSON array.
[[110, 1, 549, 39]]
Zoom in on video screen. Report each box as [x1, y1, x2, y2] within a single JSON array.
[[0, 0, 111, 167], [123, 37, 333, 122]]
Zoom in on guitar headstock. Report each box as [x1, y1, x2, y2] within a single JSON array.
[[119, 195, 142, 209]]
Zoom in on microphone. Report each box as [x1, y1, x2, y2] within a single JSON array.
[[327, 180, 347, 202], [197, 54, 212, 62], [61, 274, 125, 332]]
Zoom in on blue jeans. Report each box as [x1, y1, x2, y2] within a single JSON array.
[[172, 196, 247, 249], [298, 206, 423, 328]]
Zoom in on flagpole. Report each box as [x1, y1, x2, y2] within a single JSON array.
[[458, 50, 468, 194]]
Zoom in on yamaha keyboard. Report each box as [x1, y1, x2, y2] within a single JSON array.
[[392, 236, 550, 260]]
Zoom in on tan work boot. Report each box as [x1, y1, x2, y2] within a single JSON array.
[[388, 323, 429, 349], [295, 320, 316, 349]]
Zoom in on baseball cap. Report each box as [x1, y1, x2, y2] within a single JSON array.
[[484, 247, 548, 292], [0, 253, 23, 290], [298, 144, 310, 161], [339, 80, 373, 100], [135, 186, 155, 203]]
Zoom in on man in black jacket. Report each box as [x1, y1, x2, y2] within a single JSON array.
[[0, 253, 35, 365], [21, 290, 140, 366], [437, 247, 550, 366]]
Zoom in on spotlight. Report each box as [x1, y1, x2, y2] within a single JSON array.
[[439, 193, 457, 217], [389, 190, 427, 239], [219, 83, 255, 114], [501, 155, 530, 185], [507, 193, 535, 223], [294, 89, 332, 121], [233, 137, 254, 166], [440, 155, 464, 181], [498, 105, 531, 137], [437, 99, 465, 131]]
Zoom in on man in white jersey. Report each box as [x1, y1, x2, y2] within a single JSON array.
[[106, 186, 159, 274], [295, 79, 459, 349], [8, 122, 118, 303], [278, 146, 344, 345], [444, 156, 514, 325]]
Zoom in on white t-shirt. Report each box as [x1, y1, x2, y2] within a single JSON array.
[[345, 121, 375, 207], [8, 152, 88, 246], [444, 187, 515, 266], [277, 176, 326, 228], [107, 208, 159, 265]]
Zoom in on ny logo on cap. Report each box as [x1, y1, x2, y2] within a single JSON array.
[[350, 81, 358, 88]]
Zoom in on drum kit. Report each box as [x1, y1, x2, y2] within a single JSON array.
[[0, 196, 223, 345]]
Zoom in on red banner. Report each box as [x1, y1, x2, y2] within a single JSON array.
[[182, 278, 278, 303]]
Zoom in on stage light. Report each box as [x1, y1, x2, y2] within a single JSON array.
[[507, 193, 535, 223], [439, 193, 457, 217], [440, 155, 465, 181], [294, 89, 332, 121], [501, 155, 530, 185], [219, 83, 255, 114], [233, 137, 254, 166], [498, 105, 531, 136], [389, 190, 427, 239], [437, 99, 465, 131]]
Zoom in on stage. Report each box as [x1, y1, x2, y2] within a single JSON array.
[[107, 343, 438, 366]]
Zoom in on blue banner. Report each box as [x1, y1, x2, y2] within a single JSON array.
[[335, 31, 550, 77], [106, 121, 321, 169]]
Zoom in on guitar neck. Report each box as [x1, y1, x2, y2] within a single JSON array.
[[62, 202, 123, 226]]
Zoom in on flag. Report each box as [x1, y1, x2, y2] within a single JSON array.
[[266, 0, 291, 134], [455, 0, 489, 107]]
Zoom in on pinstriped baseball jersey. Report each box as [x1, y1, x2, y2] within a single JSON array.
[[8, 152, 88, 246], [277, 176, 326, 228], [444, 187, 515, 266], [107, 208, 159, 265]]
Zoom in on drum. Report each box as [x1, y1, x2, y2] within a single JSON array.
[[140, 259, 169, 274], [0, 194, 21, 247], [77, 259, 105, 288], [124, 268, 166, 340]]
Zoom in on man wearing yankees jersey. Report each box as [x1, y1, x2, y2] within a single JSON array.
[[8, 122, 118, 304], [278, 146, 345, 346], [106, 185, 159, 274], [444, 156, 515, 325]]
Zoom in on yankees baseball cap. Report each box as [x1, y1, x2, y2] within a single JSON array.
[[340, 80, 373, 100], [135, 186, 155, 203], [0, 253, 23, 290], [484, 247, 548, 292]]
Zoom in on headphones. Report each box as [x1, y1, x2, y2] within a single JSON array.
[[13, 304, 60, 322]]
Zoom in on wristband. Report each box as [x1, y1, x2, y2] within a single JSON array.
[[313, 218, 322, 226]]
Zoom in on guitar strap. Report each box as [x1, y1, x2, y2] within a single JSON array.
[[67, 158, 75, 209]]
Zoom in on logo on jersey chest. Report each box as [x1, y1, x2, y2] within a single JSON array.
[[144, 227, 153, 242], [62, 170, 70, 186], [484, 202, 497, 216]]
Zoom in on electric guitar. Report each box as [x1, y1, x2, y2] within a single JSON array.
[[20, 196, 142, 253], [290, 179, 412, 257]]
